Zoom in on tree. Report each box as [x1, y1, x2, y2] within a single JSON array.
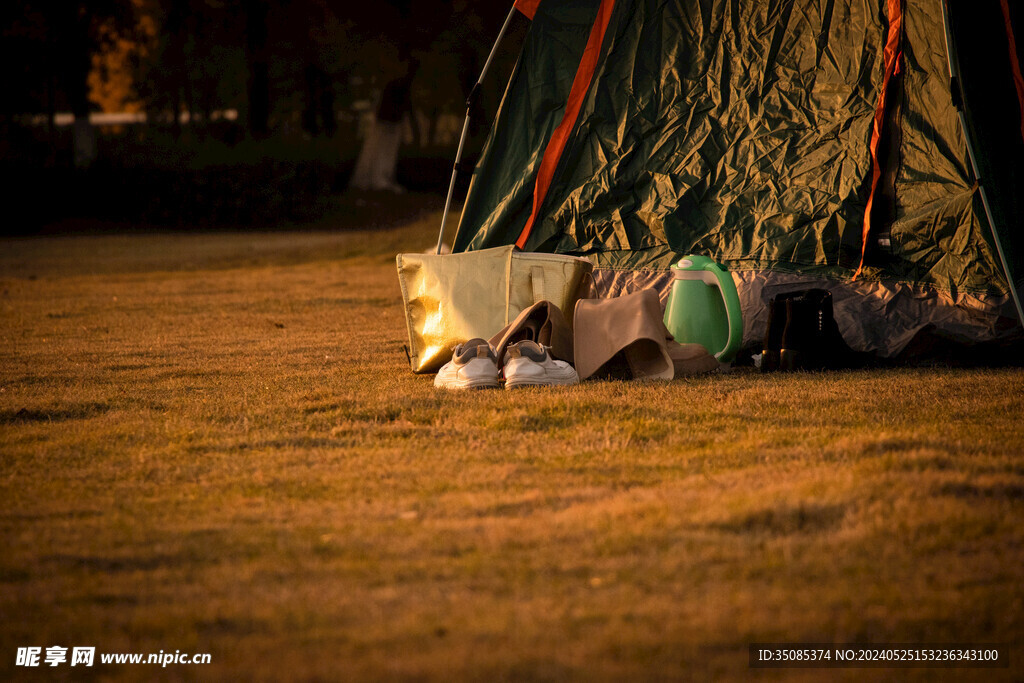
[[243, 0, 270, 138], [57, 1, 135, 166], [346, 0, 456, 190], [2, 1, 135, 166], [348, 59, 417, 191]]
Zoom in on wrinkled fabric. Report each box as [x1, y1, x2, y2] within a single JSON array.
[[593, 267, 1021, 356], [946, 0, 1024, 310], [453, 0, 603, 252], [573, 289, 717, 379], [460, 0, 887, 271], [489, 299, 575, 365], [455, 0, 1021, 351], [874, 1, 1005, 295], [539, 0, 884, 272]]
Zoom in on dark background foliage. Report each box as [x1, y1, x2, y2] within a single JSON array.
[[0, 1, 527, 231]]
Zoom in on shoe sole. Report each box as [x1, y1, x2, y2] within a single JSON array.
[[504, 377, 578, 390], [436, 377, 500, 390]]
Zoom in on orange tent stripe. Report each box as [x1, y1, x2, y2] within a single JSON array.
[[853, 0, 904, 281], [1000, 0, 1024, 142], [515, 0, 617, 250], [513, 0, 542, 21]]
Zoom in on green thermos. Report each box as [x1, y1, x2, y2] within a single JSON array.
[[663, 255, 743, 362]]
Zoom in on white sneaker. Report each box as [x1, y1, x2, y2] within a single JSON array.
[[502, 340, 579, 389], [434, 338, 500, 389]]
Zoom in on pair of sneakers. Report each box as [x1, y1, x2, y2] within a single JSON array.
[[434, 338, 579, 390]]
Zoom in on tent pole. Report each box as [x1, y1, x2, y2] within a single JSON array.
[[436, 7, 520, 255], [941, 0, 1024, 327]]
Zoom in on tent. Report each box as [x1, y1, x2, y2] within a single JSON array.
[[450, 0, 1024, 357]]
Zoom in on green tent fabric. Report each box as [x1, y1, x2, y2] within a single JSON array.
[[453, 0, 1024, 356], [947, 0, 1024, 315]]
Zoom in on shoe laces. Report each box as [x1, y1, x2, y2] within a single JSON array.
[[504, 340, 548, 364], [454, 338, 497, 365]]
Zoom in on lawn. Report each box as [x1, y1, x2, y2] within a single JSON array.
[[2, 195, 1022, 680]]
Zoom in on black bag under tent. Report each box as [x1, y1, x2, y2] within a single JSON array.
[[447, 0, 1024, 358]]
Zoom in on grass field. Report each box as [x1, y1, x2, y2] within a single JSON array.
[[2, 196, 1023, 680]]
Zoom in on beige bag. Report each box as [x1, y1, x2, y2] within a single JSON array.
[[397, 245, 593, 373]]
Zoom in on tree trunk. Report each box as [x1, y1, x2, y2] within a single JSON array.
[[349, 119, 405, 192], [319, 70, 336, 137], [407, 108, 423, 149], [427, 105, 440, 147], [68, 12, 96, 168], [46, 48, 58, 165], [303, 64, 334, 137], [348, 66, 416, 192], [245, 0, 270, 138]]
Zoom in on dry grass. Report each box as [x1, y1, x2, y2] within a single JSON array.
[[2, 200, 1023, 680]]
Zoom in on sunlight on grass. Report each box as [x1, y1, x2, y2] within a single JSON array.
[[1, 214, 1022, 680]]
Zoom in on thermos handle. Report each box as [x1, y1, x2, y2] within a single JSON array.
[[702, 261, 743, 361]]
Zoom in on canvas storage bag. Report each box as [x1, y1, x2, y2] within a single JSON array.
[[397, 245, 593, 373]]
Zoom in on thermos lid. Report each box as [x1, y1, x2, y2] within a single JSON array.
[[671, 254, 718, 271]]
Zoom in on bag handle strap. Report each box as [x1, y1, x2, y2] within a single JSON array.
[[505, 247, 515, 323], [531, 265, 547, 304]]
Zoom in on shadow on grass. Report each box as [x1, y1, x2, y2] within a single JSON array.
[[709, 502, 848, 536], [0, 402, 111, 424], [937, 482, 1024, 501], [45, 553, 184, 574]]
